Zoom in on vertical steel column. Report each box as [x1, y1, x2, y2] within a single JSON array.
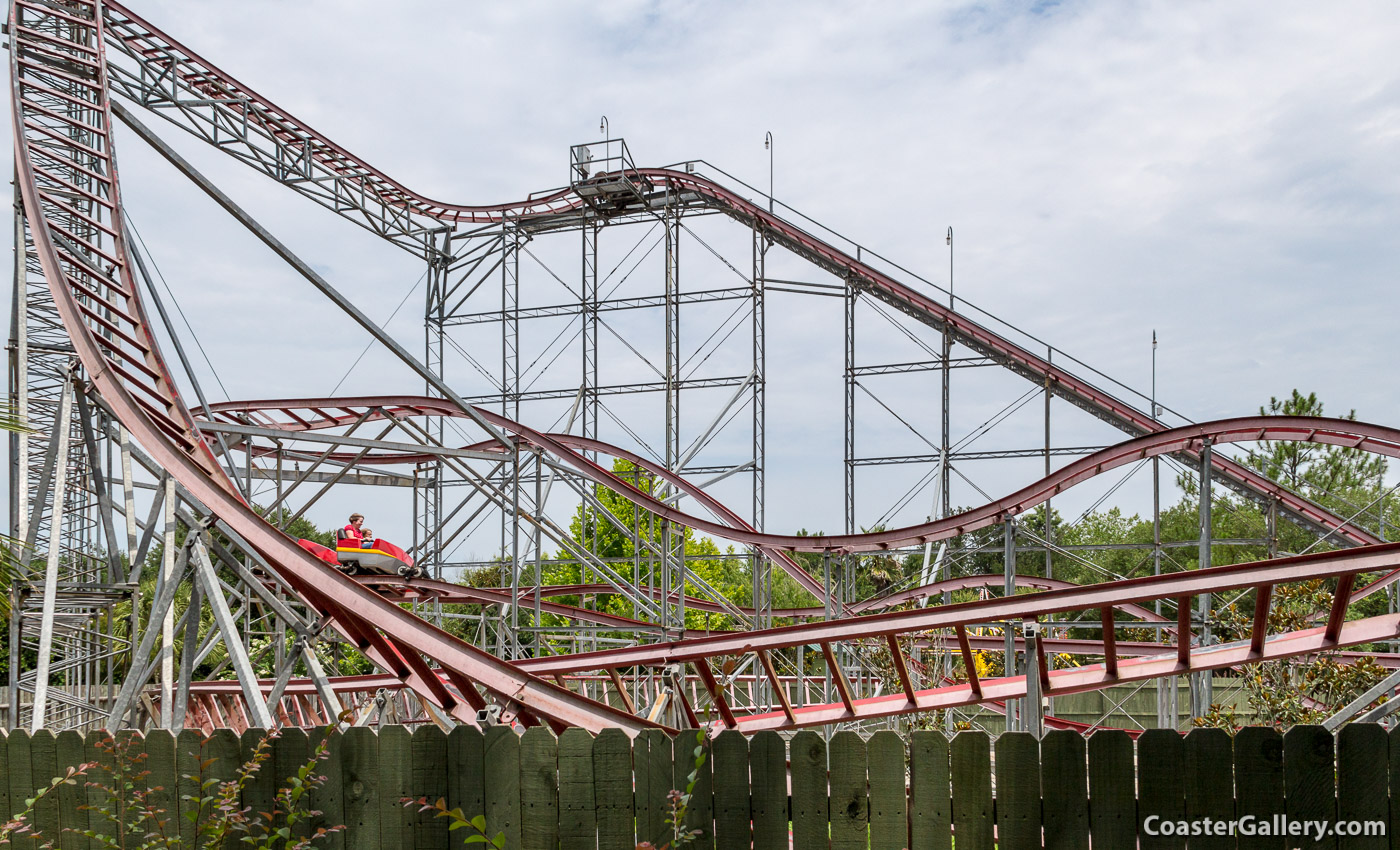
[[1192, 439, 1214, 718], [1042, 363, 1054, 718], [844, 282, 856, 535], [8, 198, 28, 731], [664, 198, 681, 634], [532, 450, 544, 645], [1154, 453, 1175, 728], [29, 376, 73, 731], [941, 228, 953, 524], [423, 227, 450, 580], [751, 220, 770, 634], [581, 218, 600, 596], [582, 219, 599, 451], [9, 195, 28, 543], [1043, 365, 1052, 580], [1003, 518, 1018, 732], [501, 217, 523, 655], [664, 201, 680, 474], [159, 477, 176, 728]]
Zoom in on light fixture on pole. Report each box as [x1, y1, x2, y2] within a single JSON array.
[[764, 131, 773, 213], [946, 226, 954, 310]]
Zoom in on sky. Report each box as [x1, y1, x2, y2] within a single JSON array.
[[5, 0, 1399, 561]]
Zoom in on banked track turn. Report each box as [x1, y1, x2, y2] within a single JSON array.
[[11, 1, 1400, 733]]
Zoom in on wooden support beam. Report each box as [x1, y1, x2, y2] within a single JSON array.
[[885, 634, 917, 704], [694, 659, 737, 728], [606, 668, 637, 714], [1250, 584, 1273, 655], [1177, 596, 1192, 666], [756, 649, 796, 724], [821, 642, 856, 715], [956, 625, 983, 698], [1325, 575, 1355, 642], [1101, 607, 1118, 677]]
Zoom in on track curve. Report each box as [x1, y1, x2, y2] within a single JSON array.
[[206, 399, 1400, 553]]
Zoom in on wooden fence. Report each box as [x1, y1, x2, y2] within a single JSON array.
[[1, 724, 1395, 849]]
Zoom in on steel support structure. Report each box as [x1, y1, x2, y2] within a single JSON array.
[[6, 0, 1398, 738]]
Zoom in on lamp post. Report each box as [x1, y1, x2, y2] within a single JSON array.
[[764, 131, 773, 213], [599, 115, 608, 138], [946, 226, 954, 309]]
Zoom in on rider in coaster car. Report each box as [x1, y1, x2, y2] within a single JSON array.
[[338, 512, 366, 548]]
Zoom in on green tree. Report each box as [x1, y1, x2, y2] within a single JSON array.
[[561, 459, 752, 632], [1243, 389, 1388, 514]]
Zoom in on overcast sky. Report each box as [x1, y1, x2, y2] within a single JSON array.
[[5, 1, 1399, 558]]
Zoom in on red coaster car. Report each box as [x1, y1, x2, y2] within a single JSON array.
[[296, 537, 423, 579]]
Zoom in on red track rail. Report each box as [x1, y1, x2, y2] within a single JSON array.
[[205, 399, 1400, 554]]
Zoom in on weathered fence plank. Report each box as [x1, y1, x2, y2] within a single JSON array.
[[238, 728, 276, 842], [749, 730, 788, 850], [829, 730, 868, 850], [1138, 728, 1186, 850], [143, 730, 177, 848], [996, 731, 1041, 850], [1088, 730, 1135, 849], [1286, 725, 1336, 850], [1184, 727, 1233, 850], [1337, 723, 1387, 850], [309, 726, 346, 850], [557, 728, 594, 850], [341, 726, 380, 850], [174, 729, 204, 849], [867, 731, 906, 850], [0, 730, 9, 834], [378, 725, 413, 848], [446, 725, 485, 845], [1041, 729, 1088, 850], [8, 729, 35, 850], [484, 725, 521, 849], [520, 727, 560, 850], [593, 728, 634, 850], [951, 731, 994, 850], [30, 730, 60, 846], [909, 730, 951, 850], [791, 730, 828, 850], [410, 725, 448, 849], [711, 730, 751, 849], [634, 728, 671, 845], [203, 728, 240, 850], [273, 727, 311, 843], [674, 729, 714, 850], [54, 729, 86, 850], [1234, 726, 1284, 850], [1389, 728, 1400, 850]]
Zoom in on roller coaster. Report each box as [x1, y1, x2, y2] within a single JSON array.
[[7, 0, 1400, 737]]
